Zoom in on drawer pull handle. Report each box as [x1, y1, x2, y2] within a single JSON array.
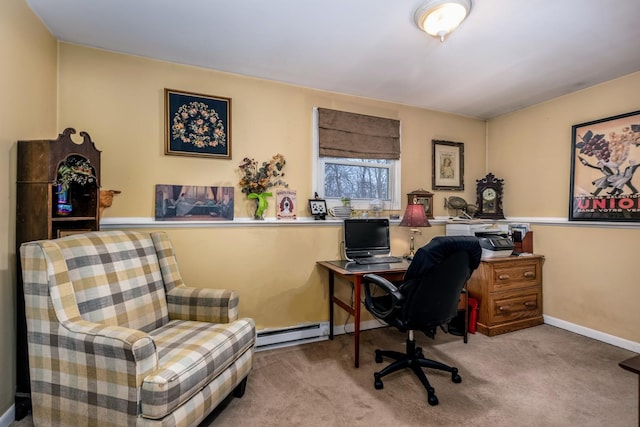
[[498, 305, 510, 311], [498, 274, 510, 280], [524, 301, 536, 308], [524, 271, 535, 278]]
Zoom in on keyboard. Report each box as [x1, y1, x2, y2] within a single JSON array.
[[354, 256, 403, 265]]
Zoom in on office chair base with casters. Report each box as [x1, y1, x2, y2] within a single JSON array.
[[362, 236, 481, 407], [372, 331, 461, 406]]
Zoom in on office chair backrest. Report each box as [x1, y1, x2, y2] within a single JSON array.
[[400, 236, 481, 329]]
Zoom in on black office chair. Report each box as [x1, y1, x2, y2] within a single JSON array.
[[362, 236, 482, 405]]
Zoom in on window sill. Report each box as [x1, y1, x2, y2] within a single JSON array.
[[99, 216, 640, 230]]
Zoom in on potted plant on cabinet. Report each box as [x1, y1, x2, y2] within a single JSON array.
[[55, 156, 97, 215]]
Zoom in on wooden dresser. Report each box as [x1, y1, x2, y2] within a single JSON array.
[[467, 255, 544, 336]]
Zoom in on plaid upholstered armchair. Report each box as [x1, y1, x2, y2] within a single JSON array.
[[20, 230, 256, 427]]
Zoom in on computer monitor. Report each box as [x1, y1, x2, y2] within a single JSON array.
[[343, 218, 391, 260]]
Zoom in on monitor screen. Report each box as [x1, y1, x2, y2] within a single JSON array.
[[343, 218, 391, 259]]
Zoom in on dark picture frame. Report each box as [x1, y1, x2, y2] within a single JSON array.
[[308, 199, 327, 220], [432, 139, 464, 191], [569, 109, 640, 222], [164, 88, 232, 159], [155, 184, 234, 221]]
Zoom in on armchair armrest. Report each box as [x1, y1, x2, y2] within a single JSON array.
[[362, 273, 403, 320], [166, 286, 239, 323], [62, 319, 157, 360], [52, 318, 158, 407]]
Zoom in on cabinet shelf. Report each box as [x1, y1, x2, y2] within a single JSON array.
[[52, 216, 97, 222]]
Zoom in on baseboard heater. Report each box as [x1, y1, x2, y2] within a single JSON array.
[[256, 322, 330, 351]]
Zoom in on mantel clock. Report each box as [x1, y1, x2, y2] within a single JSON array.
[[474, 173, 505, 219]]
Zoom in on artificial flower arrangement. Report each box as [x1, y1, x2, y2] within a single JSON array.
[[56, 156, 97, 193], [238, 154, 288, 218]]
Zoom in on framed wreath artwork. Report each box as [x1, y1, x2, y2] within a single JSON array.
[[164, 88, 232, 159]]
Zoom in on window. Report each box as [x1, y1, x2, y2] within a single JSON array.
[[313, 108, 401, 210]]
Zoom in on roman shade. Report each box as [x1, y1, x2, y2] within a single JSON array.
[[318, 108, 400, 160]]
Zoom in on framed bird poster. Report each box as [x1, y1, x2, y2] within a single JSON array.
[[569, 109, 640, 221]]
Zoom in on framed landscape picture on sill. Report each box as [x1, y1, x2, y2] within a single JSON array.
[[155, 184, 234, 221], [432, 139, 464, 191], [164, 88, 232, 159], [569, 109, 640, 222]]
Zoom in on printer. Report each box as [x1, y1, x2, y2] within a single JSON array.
[[477, 234, 514, 259], [445, 221, 514, 258]]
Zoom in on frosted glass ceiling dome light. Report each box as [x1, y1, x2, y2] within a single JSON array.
[[414, 0, 471, 42]]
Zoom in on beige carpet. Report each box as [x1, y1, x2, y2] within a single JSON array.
[[12, 325, 638, 427]]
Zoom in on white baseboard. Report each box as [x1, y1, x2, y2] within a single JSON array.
[[0, 405, 14, 427], [332, 318, 387, 335], [544, 315, 640, 353], [256, 317, 640, 354]]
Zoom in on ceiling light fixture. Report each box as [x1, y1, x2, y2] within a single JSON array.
[[414, 0, 471, 42]]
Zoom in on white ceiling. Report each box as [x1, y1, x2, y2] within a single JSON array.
[[26, 0, 640, 119]]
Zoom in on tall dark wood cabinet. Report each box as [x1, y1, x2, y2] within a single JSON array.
[[15, 128, 101, 419]]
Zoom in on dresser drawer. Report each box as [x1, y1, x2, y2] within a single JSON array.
[[467, 255, 545, 336], [490, 260, 540, 292], [488, 287, 542, 324]]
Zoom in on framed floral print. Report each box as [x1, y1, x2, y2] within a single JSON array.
[[165, 88, 232, 159], [569, 109, 640, 222], [432, 139, 464, 191]]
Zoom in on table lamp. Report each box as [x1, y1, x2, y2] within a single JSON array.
[[399, 203, 431, 259]]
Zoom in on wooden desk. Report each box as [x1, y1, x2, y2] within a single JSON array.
[[317, 260, 468, 368], [317, 260, 409, 368], [619, 354, 640, 427]]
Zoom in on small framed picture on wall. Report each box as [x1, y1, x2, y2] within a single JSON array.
[[432, 139, 464, 191]]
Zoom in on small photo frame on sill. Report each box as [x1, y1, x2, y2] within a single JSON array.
[[432, 139, 464, 191], [309, 199, 327, 220], [164, 88, 232, 159]]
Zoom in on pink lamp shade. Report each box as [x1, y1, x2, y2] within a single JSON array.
[[399, 204, 431, 228]]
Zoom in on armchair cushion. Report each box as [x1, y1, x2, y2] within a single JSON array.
[[142, 319, 255, 419]]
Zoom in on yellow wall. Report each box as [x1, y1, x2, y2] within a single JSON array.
[[488, 72, 640, 343], [3, 1, 640, 417], [56, 43, 486, 328], [0, 0, 57, 415], [57, 43, 487, 219]]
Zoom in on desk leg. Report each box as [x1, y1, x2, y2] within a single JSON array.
[[353, 276, 361, 368], [464, 290, 469, 344], [328, 272, 334, 340]]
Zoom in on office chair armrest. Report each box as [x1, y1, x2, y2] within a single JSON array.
[[362, 274, 403, 319]]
